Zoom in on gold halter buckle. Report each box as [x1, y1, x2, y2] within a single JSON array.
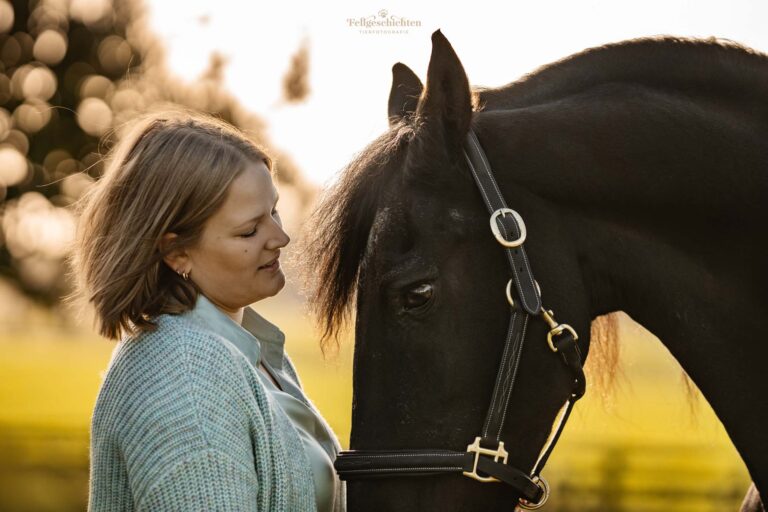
[[463, 437, 508, 483]]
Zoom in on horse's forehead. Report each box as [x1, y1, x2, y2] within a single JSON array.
[[361, 198, 415, 268], [365, 206, 392, 258], [364, 199, 475, 263]]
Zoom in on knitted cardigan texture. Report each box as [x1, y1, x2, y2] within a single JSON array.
[[88, 312, 318, 511]]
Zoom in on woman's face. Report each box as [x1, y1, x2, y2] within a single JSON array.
[[183, 160, 290, 312]]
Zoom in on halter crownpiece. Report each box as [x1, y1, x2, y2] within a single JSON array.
[[334, 129, 586, 510]]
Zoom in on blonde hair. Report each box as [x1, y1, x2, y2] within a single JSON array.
[[66, 108, 273, 340]]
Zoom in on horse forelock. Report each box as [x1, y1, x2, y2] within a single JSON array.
[[298, 122, 415, 349]]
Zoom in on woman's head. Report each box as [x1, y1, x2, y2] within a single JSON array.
[[68, 108, 289, 340]]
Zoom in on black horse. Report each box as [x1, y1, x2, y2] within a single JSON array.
[[303, 30, 768, 511]]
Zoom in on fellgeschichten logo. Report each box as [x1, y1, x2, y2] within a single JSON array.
[[346, 9, 422, 35]]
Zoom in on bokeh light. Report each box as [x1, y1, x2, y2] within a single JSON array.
[[29, 1, 70, 34], [60, 171, 93, 201], [0, 2, 14, 34], [4, 128, 30, 155], [0, 107, 11, 139], [54, 157, 81, 178], [0, 145, 29, 187], [79, 74, 113, 99], [2, 191, 75, 261], [68, 0, 113, 28], [13, 32, 34, 62], [97, 35, 132, 75], [109, 86, 143, 117], [33, 29, 68, 65], [0, 73, 11, 103], [20, 65, 57, 101], [1, 35, 22, 67], [13, 99, 52, 133], [76, 97, 112, 136], [10, 64, 31, 100]]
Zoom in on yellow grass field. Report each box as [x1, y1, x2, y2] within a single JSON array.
[[0, 306, 750, 511]]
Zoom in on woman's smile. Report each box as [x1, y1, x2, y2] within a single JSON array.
[[258, 256, 280, 273]]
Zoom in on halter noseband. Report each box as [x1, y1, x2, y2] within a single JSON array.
[[334, 130, 586, 510]]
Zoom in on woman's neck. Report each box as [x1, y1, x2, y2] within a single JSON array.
[[206, 294, 244, 325]]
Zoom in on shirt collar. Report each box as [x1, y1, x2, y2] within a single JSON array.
[[182, 293, 286, 369]]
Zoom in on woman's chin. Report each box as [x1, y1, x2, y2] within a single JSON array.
[[274, 273, 286, 293], [263, 273, 286, 297]]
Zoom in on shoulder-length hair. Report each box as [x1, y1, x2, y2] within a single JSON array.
[[66, 107, 273, 340]]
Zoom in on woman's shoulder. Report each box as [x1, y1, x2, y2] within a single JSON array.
[[112, 313, 248, 372], [92, 313, 258, 427]]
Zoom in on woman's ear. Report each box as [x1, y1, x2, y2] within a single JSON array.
[[159, 232, 189, 274]]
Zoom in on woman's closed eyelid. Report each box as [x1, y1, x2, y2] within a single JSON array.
[[241, 209, 280, 237], [241, 227, 258, 237]]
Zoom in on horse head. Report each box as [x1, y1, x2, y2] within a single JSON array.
[[308, 30, 595, 511]]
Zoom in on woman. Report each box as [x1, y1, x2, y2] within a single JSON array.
[[70, 109, 345, 511]]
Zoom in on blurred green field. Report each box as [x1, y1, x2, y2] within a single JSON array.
[[0, 306, 750, 511]]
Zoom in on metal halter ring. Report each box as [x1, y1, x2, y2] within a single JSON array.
[[489, 208, 527, 248], [518, 476, 550, 510], [505, 279, 515, 308]]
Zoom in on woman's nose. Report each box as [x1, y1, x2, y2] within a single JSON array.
[[278, 226, 291, 248], [267, 220, 290, 250]]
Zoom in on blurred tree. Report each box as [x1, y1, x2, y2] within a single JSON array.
[[282, 37, 310, 103], [0, 0, 314, 310]]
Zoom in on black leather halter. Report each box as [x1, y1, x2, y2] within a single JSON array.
[[334, 130, 587, 509]]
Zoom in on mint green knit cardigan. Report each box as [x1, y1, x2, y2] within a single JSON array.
[[88, 312, 319, 511]]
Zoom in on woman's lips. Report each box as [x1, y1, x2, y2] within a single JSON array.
[[258, 258, 280, 272]]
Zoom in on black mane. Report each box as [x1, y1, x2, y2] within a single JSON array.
[[300, 123, 415, 344], [478, 36, 768, 111]]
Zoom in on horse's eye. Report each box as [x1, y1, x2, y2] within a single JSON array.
[[403, 283, 433, 310]]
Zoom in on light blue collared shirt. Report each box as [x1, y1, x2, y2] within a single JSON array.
[[182, 293, 342, 512]]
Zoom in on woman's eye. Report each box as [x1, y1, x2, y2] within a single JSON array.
[[403, 283, 433, 310], [241, 209, 277, 238]]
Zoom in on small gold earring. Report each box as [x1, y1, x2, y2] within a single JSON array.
[[182, 271, 189, 281]]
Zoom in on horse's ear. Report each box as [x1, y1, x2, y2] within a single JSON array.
[[416, 30, 472, 144], [388, 63, 423, 126]]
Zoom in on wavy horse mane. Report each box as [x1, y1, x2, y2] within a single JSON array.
[[478, 36, 768, 111]]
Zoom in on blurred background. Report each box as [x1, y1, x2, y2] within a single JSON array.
[[0, 0, 763, 510]]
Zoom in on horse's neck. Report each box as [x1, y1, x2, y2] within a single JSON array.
[[476, 85, 767, 220], [476, 92, 768, 492], [571, 209, 767, 493]]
